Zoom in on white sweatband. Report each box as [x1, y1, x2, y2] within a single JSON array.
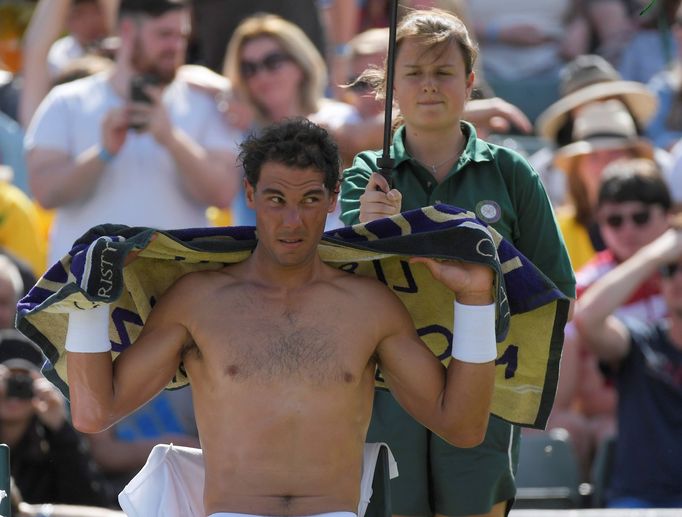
[[65, 304, 112, 353], [451, 301, 497, 363]]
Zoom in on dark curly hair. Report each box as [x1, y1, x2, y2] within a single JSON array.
[[239, 118, 340, 193]]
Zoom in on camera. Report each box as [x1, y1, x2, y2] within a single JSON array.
[[6, 373, 34, 400], [129, 73, 162, 130]]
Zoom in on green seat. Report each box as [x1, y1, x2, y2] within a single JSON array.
[[514, 430, 582, 509], [590, 434, 616, 508]]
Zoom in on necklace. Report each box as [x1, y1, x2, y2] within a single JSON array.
[[413, 137, 465, 176], [425, 150, 461, 175]]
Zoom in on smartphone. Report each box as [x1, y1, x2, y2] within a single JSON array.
[[130, 74, 156, 104], [6, 373, 34, 400], [129, 74, 161, 130]]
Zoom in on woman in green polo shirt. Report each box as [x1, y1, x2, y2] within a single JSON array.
[[339, 9, 575, 517]]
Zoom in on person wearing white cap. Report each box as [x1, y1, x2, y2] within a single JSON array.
[[530, 54, 659, 206], [554, 99, 658, 271]]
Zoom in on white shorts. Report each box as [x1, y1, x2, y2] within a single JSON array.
[[209, 513, 357, 517]]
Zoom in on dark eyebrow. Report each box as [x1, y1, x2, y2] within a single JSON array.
[[303, 188, 326, 197], [403, 63, 456, 68], [261, 188, 285, 196], [260, 187, 326, 197]]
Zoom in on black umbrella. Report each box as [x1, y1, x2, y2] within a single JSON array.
[[376, 0, 399, 186]]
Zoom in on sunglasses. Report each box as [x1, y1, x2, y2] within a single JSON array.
[[601, 209, 651, 229], [660, 263, 681, 278], [240, 52, 292, 79], [347, 80, 373, 94]]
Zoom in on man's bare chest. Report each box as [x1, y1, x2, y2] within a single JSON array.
[[193, 295, 370, 386]]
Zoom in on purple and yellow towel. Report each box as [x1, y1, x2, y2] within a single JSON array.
[[16, 204, 569, 429]]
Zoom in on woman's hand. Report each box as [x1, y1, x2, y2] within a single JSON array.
[[359, 172, 402, 223]]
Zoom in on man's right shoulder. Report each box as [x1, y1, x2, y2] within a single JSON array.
[[169, 267, 237, 292]]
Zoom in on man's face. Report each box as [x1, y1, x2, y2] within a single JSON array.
[[246, 162, 337, 268], [67, 1, 107, 46], [345, 52, 385, 119], [129, 9, 190, 84], [598, 201, 668, 261]]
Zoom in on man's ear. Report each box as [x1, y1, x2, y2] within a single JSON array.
[[245, 178, 256, 208], [328, 181, 340, 214]]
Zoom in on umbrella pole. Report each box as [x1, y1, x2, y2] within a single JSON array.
[[376, 0, 399, 186]]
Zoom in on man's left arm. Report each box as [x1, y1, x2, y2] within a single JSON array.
[[376, 258, 496, 448], [575, 226, 682, 361]]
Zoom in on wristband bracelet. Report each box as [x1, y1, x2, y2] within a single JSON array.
[[334, 43, 351, 57], [451, 301, 497, 363], [97, 145, 116, 164], [65, 304, 112, 353]]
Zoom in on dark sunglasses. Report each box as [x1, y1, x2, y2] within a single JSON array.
[[660, 263, 681, 278], [240, 52, 292, 79], [602, 209, 651, 229], [347, 80, 373, 94]]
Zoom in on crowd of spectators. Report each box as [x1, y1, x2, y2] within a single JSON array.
[[0, 0, 681, 514]]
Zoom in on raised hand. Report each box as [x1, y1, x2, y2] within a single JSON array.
[[645, 225, 682, 266], [32, 375, 68, 431], [128, 85, 173, 145], [101, 107, 129, 155], [410, 257, 494, 305], [359, 172, 402, 223]]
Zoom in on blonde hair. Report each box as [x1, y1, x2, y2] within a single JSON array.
[[223, 13, 327, 119], [358, 8, 478, 100]]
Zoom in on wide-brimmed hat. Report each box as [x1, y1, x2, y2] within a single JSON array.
[[0, 329, 44, 372], [536, 55, 657, 141], [554, 99, 654, 173]]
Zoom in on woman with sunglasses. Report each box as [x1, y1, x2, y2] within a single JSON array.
[[573, 212, 682, 509], [339, 9, 575, 517], [553, 99, 659, 272], [540, 157, 673, 481], [220, 13, 360, 227]]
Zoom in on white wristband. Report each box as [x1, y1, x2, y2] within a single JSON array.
[[451, 301, 497, 363], [65, 304, 112, 353]]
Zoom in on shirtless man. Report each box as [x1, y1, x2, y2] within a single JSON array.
[[65, 118, 497, 517]]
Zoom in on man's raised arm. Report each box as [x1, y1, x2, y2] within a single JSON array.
[[375, 258, 496, 448], [574, 225, 682, 362], [66, 276, 193, 433]]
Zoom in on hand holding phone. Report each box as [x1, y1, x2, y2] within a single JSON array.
[[129, 73, 162, 130]]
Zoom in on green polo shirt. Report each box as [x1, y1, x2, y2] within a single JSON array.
[[340, 122, 576, 298]]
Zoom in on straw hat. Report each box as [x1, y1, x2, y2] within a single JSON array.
[[554, 99, 654, 173], [536, 55, 657, 142]]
